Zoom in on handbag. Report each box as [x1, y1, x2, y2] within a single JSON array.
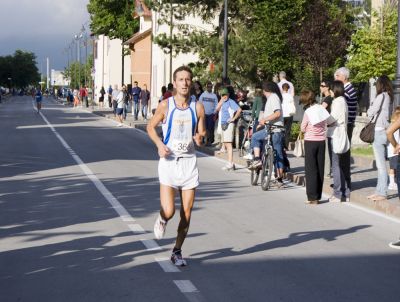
[[293, 132, 304, 157], [332, 124, 350, 154], [360, 95, 385, 143], [221, 123, 230, 131]]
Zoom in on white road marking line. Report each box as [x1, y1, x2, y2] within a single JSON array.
[[155, 257, 181, 272], [37, 110, 135, 223], [140, 239, 162, 251], [173, 280, 199, 293], [128, 224, 145, 234]]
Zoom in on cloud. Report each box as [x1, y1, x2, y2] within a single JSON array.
[[0, 0, 90, 70]]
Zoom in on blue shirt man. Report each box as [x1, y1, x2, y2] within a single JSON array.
[[131, 81, 141, 103]]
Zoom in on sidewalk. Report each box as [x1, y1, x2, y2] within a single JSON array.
[[60, 99, 400, 220]]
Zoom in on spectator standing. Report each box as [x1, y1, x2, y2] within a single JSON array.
[[163, 83, 174, 100], [199, 82, 218, 145], [278, 71, 295, 96], [139, 84, 151, 120], [366, 75, 393, 201], [216, 88, 242, 170], [131, 81, 141, 120], [122, 85, 129, 120], [115, 86, 124, 127], [320, 80, 334, 177], [99, 86, 105, 108], [251, 87, 264, 129], [107, 85, 113, 108], [300, 89, 334, 205], [334, 67, 358, 142], [73, 87, 80, 108], [193, 81, 204, 101], [328, 81, 350, 202], [159, 86, 167, 103], [112, 85, 119, 116], [281, 83, 296, 149]]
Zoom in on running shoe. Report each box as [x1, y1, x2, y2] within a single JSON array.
[[389, 239, 400, 250], [153, 214, 167, 240], [171, 249, 187, 266]]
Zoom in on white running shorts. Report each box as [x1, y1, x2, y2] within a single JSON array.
[[158, 156, 199, 190]]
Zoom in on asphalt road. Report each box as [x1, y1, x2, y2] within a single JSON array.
[[1, 96, 399, 302]]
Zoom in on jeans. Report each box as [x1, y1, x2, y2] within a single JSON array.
[[205, 114, 216, 143], [373, 130, 388, 196], [283, 116, 293, 149], [132, 102, 139, 119], [141, 104, 148, 119], [250, 129, 284, 169], [123, 102, 129, 119], [304, 140, 325, 201], [331, 140, 350, 199]]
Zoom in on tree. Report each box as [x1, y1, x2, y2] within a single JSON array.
[[0, 50, 40, 88], [288, 0, 352, 84], [87, 0, 139, 84], [347, 1, 398, 82]]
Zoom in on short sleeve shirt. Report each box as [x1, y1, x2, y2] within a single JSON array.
[[221, 99, 240, 124], [262, 93, 284, 128], [199, 91, 218, 115]]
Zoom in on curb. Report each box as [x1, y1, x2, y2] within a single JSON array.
[[57, 99, 399, 220]]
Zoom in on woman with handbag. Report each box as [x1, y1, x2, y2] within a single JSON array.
[[328, 81, 350, 202], [366, 75, 393, 201], [300, 89, 334, 204]]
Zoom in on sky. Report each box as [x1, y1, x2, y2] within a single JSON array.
[[0, 0, 90, 73]]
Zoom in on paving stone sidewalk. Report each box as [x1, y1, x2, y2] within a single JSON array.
[[59, 99, 400, 220]]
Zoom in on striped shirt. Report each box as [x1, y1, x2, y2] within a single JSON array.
[[344, 82, 358, 125]]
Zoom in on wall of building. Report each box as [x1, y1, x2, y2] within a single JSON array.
[[93, 35, 131, 103]]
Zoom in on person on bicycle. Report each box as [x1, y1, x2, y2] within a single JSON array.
[[249, 81, 285, 186]]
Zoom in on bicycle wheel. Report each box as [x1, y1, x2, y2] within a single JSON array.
[[250, 169, 259, 186], [261, 148, 274, 191]]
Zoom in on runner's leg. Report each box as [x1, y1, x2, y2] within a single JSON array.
[[174, 189, 195, 250], [160, 184, 176, 220]]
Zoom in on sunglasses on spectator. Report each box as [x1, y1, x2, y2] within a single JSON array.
[[320, 84, 327, 88]]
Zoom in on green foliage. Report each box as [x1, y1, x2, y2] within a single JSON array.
[[347, 1, 398, 82], [63, 56, 93, 89], [0, 50, 40, 88], [87, 0, 139, 42], [288, 0, 352, 83], [291, 122, 301, 142]]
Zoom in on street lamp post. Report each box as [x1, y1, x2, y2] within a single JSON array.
[[393, 1, 400, 107], [222, 0, 228, 82]]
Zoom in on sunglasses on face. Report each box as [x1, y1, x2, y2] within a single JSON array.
[[320, 84, 327, 88]]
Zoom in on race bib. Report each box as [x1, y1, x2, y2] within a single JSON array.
[[171, 139, 194, 154]]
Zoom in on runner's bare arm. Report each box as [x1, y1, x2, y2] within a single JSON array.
[[147, 100, 171, 157], [194, 101, 206, 146]]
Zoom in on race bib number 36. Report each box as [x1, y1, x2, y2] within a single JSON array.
[[171, 140, 193, 154]]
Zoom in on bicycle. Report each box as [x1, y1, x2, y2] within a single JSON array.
[[250, 124, 285, 191]]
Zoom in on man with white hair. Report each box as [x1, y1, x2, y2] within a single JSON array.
[[278, 71, 295, 97], [334, 67, 358, 142]]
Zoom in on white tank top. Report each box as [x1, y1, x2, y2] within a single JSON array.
[[162, 96, 197, 158]]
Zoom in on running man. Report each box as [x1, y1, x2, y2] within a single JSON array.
[[35, 86, 43, 113], [147, 66, 206, 266]]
